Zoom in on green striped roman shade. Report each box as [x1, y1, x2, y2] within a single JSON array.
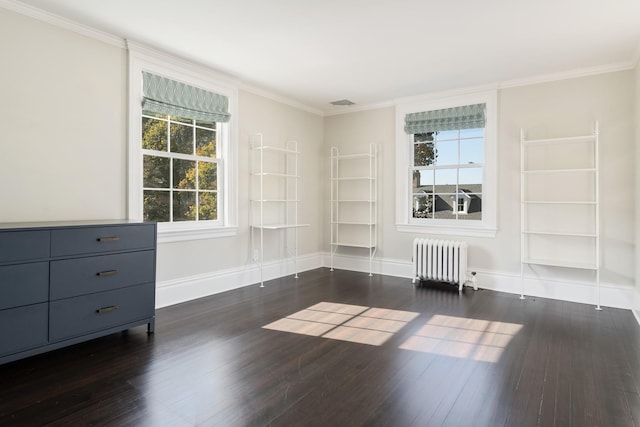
[[142, 71, 230, 122], [404, 103, 485, 134]]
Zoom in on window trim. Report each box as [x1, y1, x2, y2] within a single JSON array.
[[395, 89, 497, 238], [128, 42, 238, 242]]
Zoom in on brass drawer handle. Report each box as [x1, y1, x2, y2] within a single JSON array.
[[97, 270, 118, 277], [97, 236, 120, 242], [96, 306, 118, 314]]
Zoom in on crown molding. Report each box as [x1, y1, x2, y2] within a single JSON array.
[[0, 0, 124, 47], [238, 83, 324, 117], [393, 83, 499, 107], [1, 0, 323, 116], [126, 40, 241, 88], [325, 60, 637, 117], [499, 61, 635, 89]]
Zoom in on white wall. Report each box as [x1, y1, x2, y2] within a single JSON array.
[[155, 90, 324, 303], [325, 72, 636, 308], [0, 8, 127, 221], [1, 6, 637, 310], [0, 8, 324, 307]]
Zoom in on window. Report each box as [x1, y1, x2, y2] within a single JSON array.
[[142, 112, 220, 223], [395, 90, 496, 237], [128, 43, 238, 242], [411, 125, 483, 221]]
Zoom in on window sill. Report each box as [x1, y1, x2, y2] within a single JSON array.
[[396, 223, 496, 238], [157, 223, 239, 243]]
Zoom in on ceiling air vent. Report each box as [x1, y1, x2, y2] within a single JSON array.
[[330, 99, 355, 106]]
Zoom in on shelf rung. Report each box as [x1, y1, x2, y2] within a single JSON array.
[[522, 134, 596, 144], [331, 199, 376, 203], [522, 201, 596, 205], [251, 199, 300, 203], [331, 221, 376, 225], [252, 223, 310, 230], [332, 177, 375, 181], [331, 153, 373, 159], [522, 258, 598, 270], [252, 173, 299, 178], [331, 242, 376, 248], [523, 168, 596, 174], [522, 231, 596, 237], [253, 145, 300, 154]]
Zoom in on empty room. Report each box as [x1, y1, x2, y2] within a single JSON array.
[[1, 0, 640, 425]]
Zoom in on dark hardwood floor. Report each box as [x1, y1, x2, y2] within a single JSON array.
[[2, 268, 640, 426]]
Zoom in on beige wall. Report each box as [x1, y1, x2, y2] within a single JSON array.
[[0, 9, 324, 297], [1, 6, 637, 306], [156, 90, 324, 281], [0, 8, 127, 221], [325, 71, 636, 293]]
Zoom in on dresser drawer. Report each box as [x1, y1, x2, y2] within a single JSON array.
[[0, 303, 48, 357], [50, 250, 155, 300], [0, 230, 50, 264], [49, 282, 155, 342], [51, 224, 155, 257], [0, 262, 49, 310]]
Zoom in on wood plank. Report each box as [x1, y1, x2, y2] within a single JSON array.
[[0, 268, 639, 426]]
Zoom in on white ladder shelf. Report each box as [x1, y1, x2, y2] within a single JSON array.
[[520, 122, 601, 309]]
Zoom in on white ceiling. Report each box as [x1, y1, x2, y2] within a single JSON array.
[[12, 0, 640, 114]]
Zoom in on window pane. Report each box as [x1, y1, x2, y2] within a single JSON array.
[[170, 122, 193, 155], [143, 155, 169, 188], [460, 128, 483, 138], [173, 159, 196, 189], [437, 130, 458, 141], [170, 115, 192, 124], [196, 119, 216, 129], [434, 168, 457, 186], [435, 139, 458, 166], [196, 128, 216, 157], [412, 170, 433, 191], [412, 193, 433, 218], [460, 138, 484, 164], [414, 132, 434, 143], [461, 198, 482, 219], [198, 192, 217, 220], [143, 190, 169, 222], [173, 191, 196, 221], [142, 117, 168, 151], [142, 111, 167, 119], [414, 142, 435, 167], [198, 162, 217, 190], [459, 167, 483, 185], [433, 193, 457, 219]]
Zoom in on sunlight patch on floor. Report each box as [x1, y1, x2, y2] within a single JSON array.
[[398, 314, 523, 363], [263, 302, 419, 346]]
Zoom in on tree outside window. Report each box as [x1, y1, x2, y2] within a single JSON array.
[[142, 112, 219, 223]]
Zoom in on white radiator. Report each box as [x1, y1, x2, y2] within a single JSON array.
[[412, 238, 470, 291]]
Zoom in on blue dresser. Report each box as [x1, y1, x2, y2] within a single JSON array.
[[0, 220, 156, 365]]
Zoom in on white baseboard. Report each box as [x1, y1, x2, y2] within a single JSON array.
[[323, 252, 635, 310], [156, 251, 635, 313], [155, 253, 323, 308]]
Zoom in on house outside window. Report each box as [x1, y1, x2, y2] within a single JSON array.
[[395, 90, 497, 238]]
